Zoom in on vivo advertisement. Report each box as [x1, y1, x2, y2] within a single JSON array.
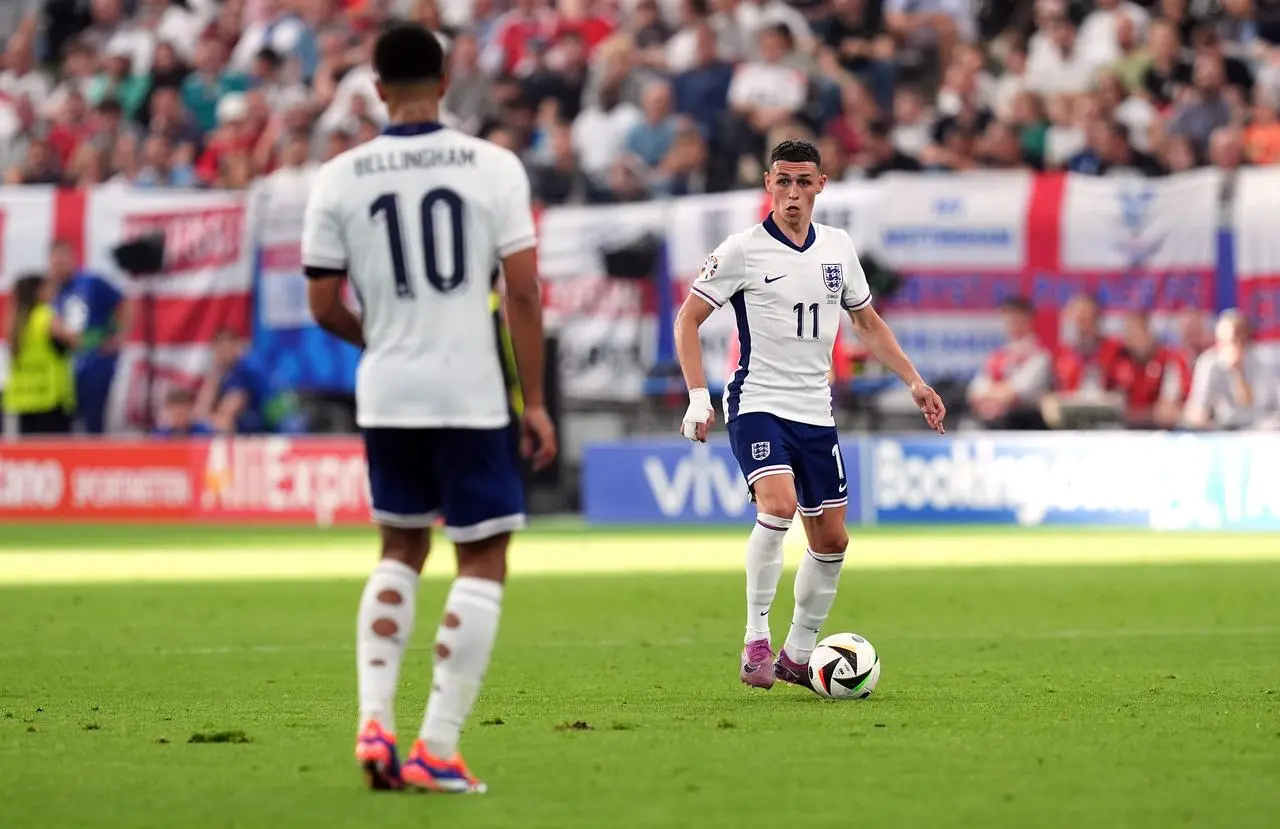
[[582, 433, 1280, 531]]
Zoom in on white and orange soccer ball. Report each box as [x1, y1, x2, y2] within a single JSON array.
[[807, 632, 880, 699]]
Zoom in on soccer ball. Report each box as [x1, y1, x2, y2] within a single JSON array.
[[807, 632, 880, 699]]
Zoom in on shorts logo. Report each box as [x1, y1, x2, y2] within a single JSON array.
[[699, 255, 719, 281], [822, 264, 844, 293], [751, 442, 771, 461]]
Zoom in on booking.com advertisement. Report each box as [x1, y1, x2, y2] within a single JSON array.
[[582, 433, 1280, 531]]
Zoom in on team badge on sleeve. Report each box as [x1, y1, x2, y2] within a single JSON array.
[[751, 442, 771, 461], [699, 255, 719, 281], [822, 264, 844, 293]]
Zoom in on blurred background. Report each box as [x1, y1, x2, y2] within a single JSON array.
[[1, 0, 1279, 530]]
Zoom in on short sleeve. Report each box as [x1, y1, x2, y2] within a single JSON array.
[[496, 153, 537, 258], [689, 236, 747, 310], [301, 163, 347, 273], [839, 232, 873, 311]]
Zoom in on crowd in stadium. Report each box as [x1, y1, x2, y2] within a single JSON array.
[[1, 0, 1278, 199]]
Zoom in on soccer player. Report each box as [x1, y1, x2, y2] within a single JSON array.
[[674, 139, 945, 690], [301, 23, 556, 794]]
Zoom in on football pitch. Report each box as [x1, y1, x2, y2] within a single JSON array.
[[1, 523, 1278, 829]]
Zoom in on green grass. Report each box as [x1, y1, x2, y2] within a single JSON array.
[[1, 529, 1279, 828]]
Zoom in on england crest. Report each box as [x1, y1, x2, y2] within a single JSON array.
[[750, 442, 771, 461], [822, 263, 844, 293]]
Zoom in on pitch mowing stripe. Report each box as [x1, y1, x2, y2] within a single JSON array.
[[3, 628, 1280, 660], [2, 531, 1280, 585]]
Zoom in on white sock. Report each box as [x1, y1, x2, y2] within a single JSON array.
[[783, 548, 846, 664], [420, 576, 503, 758], [357, 559, 420, 730], [745, 513, 791, 644]]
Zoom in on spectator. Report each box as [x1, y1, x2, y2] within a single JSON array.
[[967, 296, 1052, 430], [182, 38, 250, 133], [1067, 120, 1163, 176], [856, 116, 921, 176], [650, 121, 710, 196], [195, 93, 258, 184], [672, 22, 734, 140], [630, 0, 675, 63], [196, 329, 273, 435], [47, 239, 133, 435], [572, 75, 643, 185], [523, 31, 590, 122], [1107, 14, 1150, 94], [1025, 14, 1095, 96], [153, 387, 214, 438], [134, 133, 197, 187], [1244, 86, 1280, 164], [1184, 310, 1280, 430], [2, 273, 77, 437], [1141, 17, 1189, 108], [138, 41, 191, 127], [1208, 125, 1247, 173], [146, 86, 203, 152], [231, 0, 318, 80], [486, 0, 559, 77], [250, 47, 310, 113], [1112, 310, 1191, 429], [726, 24, 809, 174], [1009, 89, 1049, 166], [0, 31, 52, 113], [921, 93, 991, 171], [88, 45, 149, 120], [627, 78, 680, 170], [992, 39, 1029, 122], [5, 136, 62, 184], [1167, 54, 1236, 153], [1076, 0, 1148, 71], [443, 33, 493, 135], [889, 85, 932, 156], [884, 0, 977, 72], [44, 40, 97, 121], [530, 120, 592, 204], [666, 0, 715, 74], [825, 80, 877, 160], [1054, 293, 1125, 397], [1098, 71, 1157, 153], [737, 0, 815, 58]]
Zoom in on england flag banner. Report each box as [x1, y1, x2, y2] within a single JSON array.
[[1233, 167, 1280, 363]]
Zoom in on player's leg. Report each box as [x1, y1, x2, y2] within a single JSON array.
[[355, 428, 440, 790], [727, 412, 798, 689], [403, 426, 525, 794], [775, 425, 850, 688]]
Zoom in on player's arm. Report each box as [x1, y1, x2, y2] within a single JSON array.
[[848, 304, 946, 433], [838, 235, 945, 433], [306, 273, 364, 349], [675, 240, 746, 442], [301, 164, 365, 349], [497, 153, 557, 470]]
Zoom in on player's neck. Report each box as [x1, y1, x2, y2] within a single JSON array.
[[387, 103, 441, 126], [771, 213, 812, 248]]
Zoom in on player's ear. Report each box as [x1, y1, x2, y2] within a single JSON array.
[[817, 173, 828, 193], [438, 72, 449, 96], [763, 170, 773, 192], [374, 80, 387, 103]]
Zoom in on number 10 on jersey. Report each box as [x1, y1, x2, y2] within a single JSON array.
[[370, 189, 467, 298]]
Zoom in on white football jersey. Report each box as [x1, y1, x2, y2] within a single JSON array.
[[690, 217, 872, 427], [301, 123, 536, 429]]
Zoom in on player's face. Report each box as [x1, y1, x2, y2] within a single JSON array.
[[766, 161, 825, 225]]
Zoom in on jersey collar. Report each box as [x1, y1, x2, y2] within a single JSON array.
[[763, 213, 816, 253], [382, 121, 445, 137]]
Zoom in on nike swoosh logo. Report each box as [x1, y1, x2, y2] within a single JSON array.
[[743, 663, 759, 673], [838, 483, 847, 493], [764, 274, 788, 284], [759, 609, 770, 616]]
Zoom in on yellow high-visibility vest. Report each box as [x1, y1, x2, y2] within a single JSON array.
[[490, 292, 524, 416], [3, 304, 75, 415]]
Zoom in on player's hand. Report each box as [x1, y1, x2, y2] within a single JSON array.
[[680, 388, 715, 442], [910, 381, 947, 434], [520, 406, 558, 471]]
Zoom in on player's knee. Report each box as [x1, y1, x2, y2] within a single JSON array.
[[810, 528, 848, 557], [379, 526, 428, 572], [756, 495, 797, 520], [455, 532, 510, 583]]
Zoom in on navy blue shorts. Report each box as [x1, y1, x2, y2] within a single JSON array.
[[726, 412, 849, 516], [362, 427, 526, 542]]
